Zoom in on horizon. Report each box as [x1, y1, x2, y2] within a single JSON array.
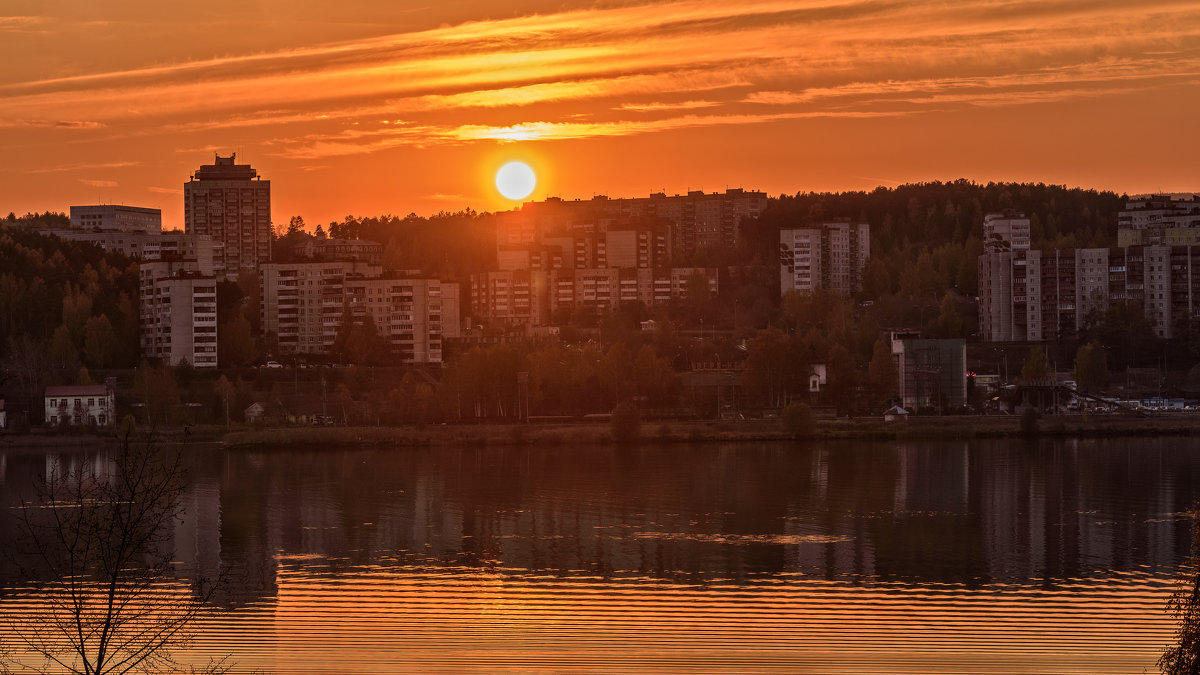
[[2, 1, 1199, 229]]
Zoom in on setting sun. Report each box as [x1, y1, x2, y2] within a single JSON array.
[[496, 161, 537, 200]]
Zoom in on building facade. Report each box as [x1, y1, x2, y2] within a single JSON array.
[[139, 260, 218, 367], [891, 335, 967, 410], [184, 153, 271, 280], [44, 384, 115, 426], [259, 261, 459, 363], [1116, 195, 1200, 246], [779, 221, 871, 296], [69, 204, 162, 233]]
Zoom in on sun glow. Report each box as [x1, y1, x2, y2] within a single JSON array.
[[495, 161, 537, 200]]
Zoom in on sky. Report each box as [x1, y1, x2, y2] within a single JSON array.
[[2, 0, 1199, 229]]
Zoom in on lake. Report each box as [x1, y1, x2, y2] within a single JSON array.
[[2, 438, 1198, 673]]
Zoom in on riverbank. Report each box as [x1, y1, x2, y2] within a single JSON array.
[[5, 413, 1196, 449], [218, 412, 1200, 448]]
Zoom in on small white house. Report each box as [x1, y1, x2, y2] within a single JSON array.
[[884, 405, 910, 422], [45, 384, 115, 427]]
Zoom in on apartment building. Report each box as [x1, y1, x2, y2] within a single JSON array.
[[41, 229, 217, 275], [184, 153, 271, 279], [779, 221, 871, 296], [70, 204, 162, 233], [259, 261, 459, 364], [1116, 195, 1200, 247], [139, 259, 218, 368]]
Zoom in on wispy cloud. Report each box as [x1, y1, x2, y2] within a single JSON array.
[[79, 179, 118, 188], [618, 100, 721, 112], [4, 0, 1199, 163], [147, 186, 182, 195], [0, 118, 104, 128], [27, 160, 138, 174]]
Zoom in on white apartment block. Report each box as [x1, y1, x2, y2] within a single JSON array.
[[70, 204, 162, 233], [139, 260, 218, 367], [983, 211, 1031, 253], [779, 221, 870, 296], [259, 261, 459, 364], [184, 154, 271, 280]]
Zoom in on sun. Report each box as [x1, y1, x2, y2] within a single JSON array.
[[495, 161, 536, 200]]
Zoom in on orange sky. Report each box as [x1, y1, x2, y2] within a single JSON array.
[[2, 0, 1199, 229]]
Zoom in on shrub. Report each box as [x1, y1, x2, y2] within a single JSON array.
[[1020, 407, 1040, 437], [781, 402, 815, 438], [610, 402, 642, 443]]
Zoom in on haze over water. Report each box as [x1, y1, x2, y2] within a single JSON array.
[[2, 438, 1197, 673]]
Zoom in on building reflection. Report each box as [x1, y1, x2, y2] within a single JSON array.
[[2, 438, 1198, 604]]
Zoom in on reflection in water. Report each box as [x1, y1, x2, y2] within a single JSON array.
[[2, 438, 1198, 673]]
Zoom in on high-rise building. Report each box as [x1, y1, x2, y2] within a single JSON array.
[[139, 260, 218, 368], [184, 153, 271, 280], [779, 221, 871, 296], [982, 211, 1030, 253], [70, 204, 162, 233]]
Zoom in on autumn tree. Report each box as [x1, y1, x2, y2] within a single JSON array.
[[1073, 341, 1108, 393], [1020, 346, 1051, 382], [867, 337, 897, 409], [1160, 511, 1200, 674], [83, 314, 119, 369], [934, 292, 963, 339]]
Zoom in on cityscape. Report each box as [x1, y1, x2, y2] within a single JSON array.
[[3, 1, 1200, 674]]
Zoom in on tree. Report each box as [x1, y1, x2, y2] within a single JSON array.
[[867, 337, 896, 408], [610, 401, 642, 443], [213, 375, 235, 430], [1020, 346, 1051, 382], [1073, 341, 1108, 393], [83, 314, 119, 369], [825, 344, 857, 415], [2, 433, 226, 675], [934, 292, 963, 338], [1160, 511, 1200, 674], [780, 402, 814, 438], [217, 315, 256, 368]]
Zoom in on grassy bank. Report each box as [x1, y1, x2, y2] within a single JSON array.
[[216, 413, 1200, 449]]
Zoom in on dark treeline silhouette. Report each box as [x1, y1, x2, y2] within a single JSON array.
[[0, 213, 141, 421]]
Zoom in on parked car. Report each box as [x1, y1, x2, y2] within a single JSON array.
[[264, 361, 283, 369]]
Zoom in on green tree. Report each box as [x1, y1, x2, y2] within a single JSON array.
[[214, 374, 235, 430], [1020, 346, 1051, 382], [825, 344, 857, 415], [218, 314, 257, 368], [1073, 341, 1108, 393]]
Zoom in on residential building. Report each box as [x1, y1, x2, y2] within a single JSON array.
[[44, 384, 115, 427], [184, 153, 271, 279], [983, 210, 1031, 253], [40, 229, 217, 275], [495, 189, 765, 259], [284, 237, 384, 265], [140, 260, 218, 367], [891, 335, 967, 410], [70, 204, 162, 233], [1116, 195, 1200, 246], [259, 261, 459, 363], [779, 221, 871, 295]]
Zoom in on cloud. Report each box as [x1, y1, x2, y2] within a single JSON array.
[[617, 100, 721, 112], [147, 186, 182, 195], [0, 119, 104, 128], [79, 179, 118, 188], [26, 160, 138, 174], [0, 16, 44, 32]]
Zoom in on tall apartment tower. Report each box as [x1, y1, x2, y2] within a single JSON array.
[[184, 153, 271, 280], [139, 259, 218, 368], [779, 221, 870, 296]]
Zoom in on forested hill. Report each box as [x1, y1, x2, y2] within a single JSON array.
[[742, 180, 1127, 300]]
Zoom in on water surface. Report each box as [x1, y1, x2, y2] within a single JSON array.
[[2, 438, 1197, 673]]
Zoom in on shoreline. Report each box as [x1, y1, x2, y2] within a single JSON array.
[[4, 413, 1197, 449]]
